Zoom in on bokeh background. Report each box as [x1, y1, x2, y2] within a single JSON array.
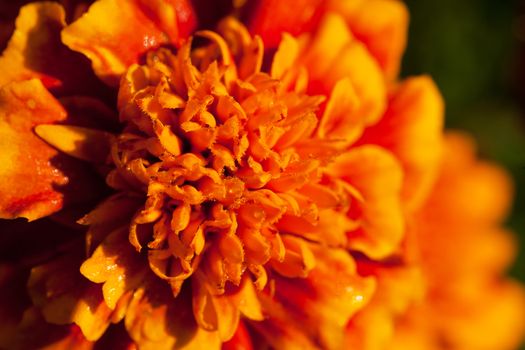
[[402, 0, 525, 287]]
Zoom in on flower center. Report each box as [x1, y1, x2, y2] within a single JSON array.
[[108, 18, 349, 297]]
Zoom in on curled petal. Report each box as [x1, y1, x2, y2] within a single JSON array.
[[317, 78, 362, 147], [192, 275, 240, 341], [125, 280, 209, 350]]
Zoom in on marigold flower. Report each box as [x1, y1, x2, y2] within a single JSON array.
[[0, 1, 523, 349]]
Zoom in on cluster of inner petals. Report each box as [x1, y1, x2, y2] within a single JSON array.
[[108, 18, 356, 297]]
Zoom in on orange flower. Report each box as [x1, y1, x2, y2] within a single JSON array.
[[0, 1, 522, 349]]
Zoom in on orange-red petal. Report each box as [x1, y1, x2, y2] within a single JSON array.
[[0, 79, 67, 220], [246, 0, 325, 48]]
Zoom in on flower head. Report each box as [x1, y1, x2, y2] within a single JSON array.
[[0, 1, 523, 349]]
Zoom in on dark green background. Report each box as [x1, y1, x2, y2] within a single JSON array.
[[403, 1, 525, 346]]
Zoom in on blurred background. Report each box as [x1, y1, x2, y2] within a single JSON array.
[[402, 0, 525, 286]]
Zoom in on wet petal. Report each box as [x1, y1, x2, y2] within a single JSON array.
[[0, 80, 64, 220], [80, 228, 146, 310], [27, 247, 115, 341]]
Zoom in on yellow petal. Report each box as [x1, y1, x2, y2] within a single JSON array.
[[35, 124, 114, 163]]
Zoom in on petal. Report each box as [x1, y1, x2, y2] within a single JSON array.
[[345, 262, 425, 350], [317, 77, 362, 147], [420, 132, 513, 226], [222, 321, 254, 350], [0, 2, 107, 95], [256, 244, 375, 349], [80, 227, 147, 310], [0, 80, 64, 220], [328, 0, 409, 80], [302, 14, 386, 125], [358, 76, 444, 211], [2, 307, 94, 350], [35, 124, 114, 163], [246, 0, 325, 48], [0, 79, 103, 221], [326, 145, 404, 259], [62, 0, 197, 85], [27, 247, 115, 341], [192, 274, 240, 341], [124, 279, 216, 350]]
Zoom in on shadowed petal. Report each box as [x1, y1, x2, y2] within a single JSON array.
[[0, 2, 107, 96]]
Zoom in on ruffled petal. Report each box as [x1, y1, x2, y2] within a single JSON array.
[[62, 0, 196, 85], [302, 13, 387, 125], [0, 2, 107, 95], [328, 0, 409, 80], [358, 76, 444, 211], [254, 244, 375, 349], [327, 145, 404, 259]]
